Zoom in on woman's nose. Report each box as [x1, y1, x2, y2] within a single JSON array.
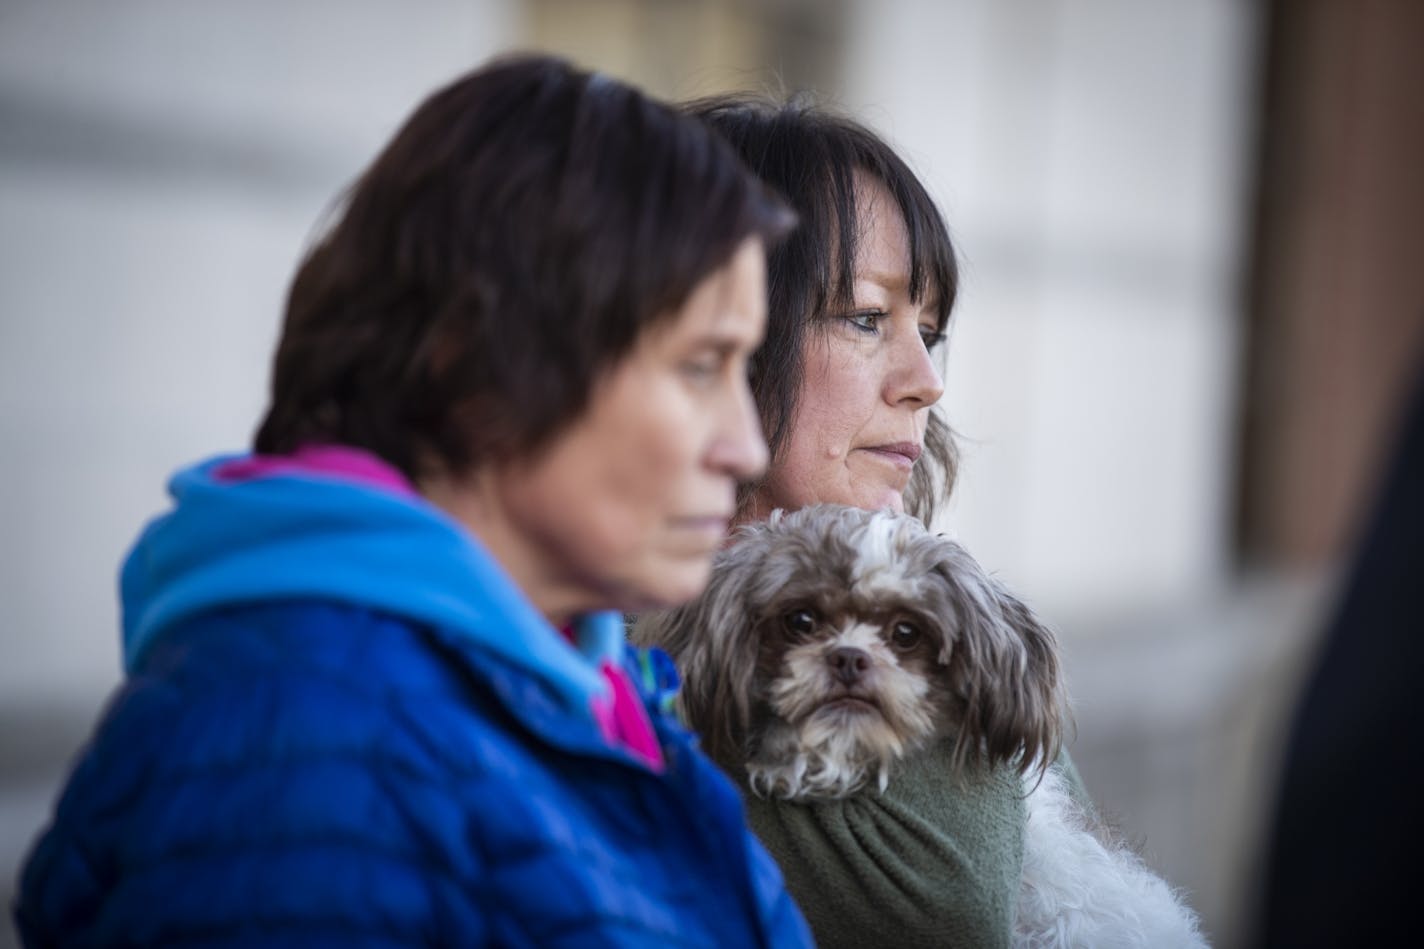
[[708, 382, 769, 482], [886, 329, 945, 408]]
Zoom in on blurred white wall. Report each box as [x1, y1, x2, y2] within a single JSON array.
[[842, 0, 1261, 622]]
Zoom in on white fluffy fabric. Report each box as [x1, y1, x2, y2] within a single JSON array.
[[1015, 768, 1208, 948]]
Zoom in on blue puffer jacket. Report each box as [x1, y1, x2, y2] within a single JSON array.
[[14, 455, 812, 947]]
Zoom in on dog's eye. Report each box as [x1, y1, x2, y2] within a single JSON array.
[[890, 621, 922, 650], [783, 609, 817, 637]]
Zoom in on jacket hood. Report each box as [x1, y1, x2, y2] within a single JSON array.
[[120, 454, 616, 714]]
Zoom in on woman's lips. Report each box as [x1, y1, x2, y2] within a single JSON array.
[[860, 442, 922, 470], [668, 514, 735, 553], [673, 514, 734, 533]]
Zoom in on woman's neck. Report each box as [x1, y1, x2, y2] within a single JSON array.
[[419, 468, 588, 628]]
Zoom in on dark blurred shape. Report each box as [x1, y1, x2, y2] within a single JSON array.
[[1257, 358, 1424, 946]]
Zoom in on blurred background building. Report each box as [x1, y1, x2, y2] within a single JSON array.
[[2, 1, 1420, 945]]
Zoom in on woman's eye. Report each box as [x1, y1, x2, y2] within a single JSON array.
[[680, 355, 722, 381], [844, 309, 886, 334], [783, 609, 817, 636], [919, 327, 947, 351], [890, 621, 921, 650]]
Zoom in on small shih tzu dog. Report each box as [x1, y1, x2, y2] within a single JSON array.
[[636, 504, 1207, 948]]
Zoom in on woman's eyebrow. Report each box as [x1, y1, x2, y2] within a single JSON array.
[[685, 331, 757, 355], [854, 269, 910, 292], [855, 271, 943, 312]]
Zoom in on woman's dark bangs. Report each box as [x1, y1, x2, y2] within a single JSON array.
[[824, 134, 958, 330], [775, 132, 855, 323], [887, 164, 958, 331], [827, 155, 861, 314]]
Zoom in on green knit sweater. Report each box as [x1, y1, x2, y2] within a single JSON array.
[[726, 744, 1091, 949]]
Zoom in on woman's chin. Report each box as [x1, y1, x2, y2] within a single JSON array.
[[837, 464, 910, 513], [848, 485, 905, 514], [618, 561, 713, 614]]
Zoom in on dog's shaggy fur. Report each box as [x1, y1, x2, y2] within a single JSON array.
[[635, 504, 1207, 948]]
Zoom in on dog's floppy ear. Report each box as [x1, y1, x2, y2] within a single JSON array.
[[630, 534, 769, 763], [927, 542, 1066, 776]]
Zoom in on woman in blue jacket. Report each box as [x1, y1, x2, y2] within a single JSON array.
[[15, 54, 809, 947]]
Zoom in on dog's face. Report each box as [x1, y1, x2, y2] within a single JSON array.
[[747, 547, 960, 798], [633, 505, 1064, 799]]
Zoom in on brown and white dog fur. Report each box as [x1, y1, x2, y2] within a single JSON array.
[[635, 504, 1207, 949]]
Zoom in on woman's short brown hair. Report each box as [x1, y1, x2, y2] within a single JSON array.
[[255, 55, 793, 480], [685, 94, 960, 524]]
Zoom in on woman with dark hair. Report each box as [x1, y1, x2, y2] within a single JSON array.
[[678, 95, 1093, 948], [15, 56, 811, 947], [692, 95, 959, 527]]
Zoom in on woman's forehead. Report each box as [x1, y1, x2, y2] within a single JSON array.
[[849, 173, 947, 311]]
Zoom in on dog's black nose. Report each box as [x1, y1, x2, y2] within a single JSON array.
[[828, 647, 871, 684]]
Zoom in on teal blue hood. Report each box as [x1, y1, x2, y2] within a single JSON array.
[[119, 454, 619, 713]]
